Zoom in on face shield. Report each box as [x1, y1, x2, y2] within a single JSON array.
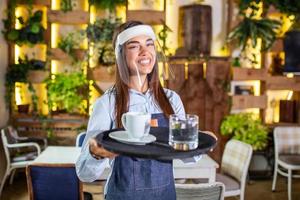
[[114, 25, 174, 87]]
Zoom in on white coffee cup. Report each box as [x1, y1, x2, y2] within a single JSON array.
[[121, 112, 151, 139]]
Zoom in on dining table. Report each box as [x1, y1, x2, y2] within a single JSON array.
[[33, 146, 219, 182]]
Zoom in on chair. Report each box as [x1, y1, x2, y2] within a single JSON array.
[[26, 163, 85, 200], [216, 139, 253, 200], [272, 127, 300, 200], [7, 126, 47, 149], [175, 182, 225, 200], [76, 132, 86, 147], [0, 128, 41, 197]]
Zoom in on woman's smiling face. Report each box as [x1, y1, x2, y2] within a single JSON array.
[[125, 35, 156, 76]]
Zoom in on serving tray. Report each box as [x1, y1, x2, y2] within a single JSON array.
[[96, 127, 217, 160]]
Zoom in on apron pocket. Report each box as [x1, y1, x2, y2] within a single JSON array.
[[133, 159, 171, 190]]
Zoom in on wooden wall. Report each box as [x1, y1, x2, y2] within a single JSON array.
[[167, 57, 231, 163]]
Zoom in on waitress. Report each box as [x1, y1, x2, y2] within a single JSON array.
[[76, 21, 202, 200]]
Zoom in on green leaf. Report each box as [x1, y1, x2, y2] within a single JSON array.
[[30, 23, 40, 33], [7, 29, 19, 41]]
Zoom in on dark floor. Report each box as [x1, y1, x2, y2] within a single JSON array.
[[1, 172, 299, 200]]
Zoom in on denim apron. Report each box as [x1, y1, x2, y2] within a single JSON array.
[[105, 113, 175, 200]]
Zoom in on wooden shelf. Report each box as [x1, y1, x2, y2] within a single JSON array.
[[48, 48, 86, 61], [27, 70, 49, 83], [126, 10, 165, 25], [168, 56, 229, 65], [266, 76, 300, 91], [265, 122, 300, 128], [231, 95, 267, 109], [48, 10, 89, 24], [88, 66, 115, 82], [232, 68, 267, 81]]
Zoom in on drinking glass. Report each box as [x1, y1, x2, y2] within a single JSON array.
[[169, 114, 199, 151]]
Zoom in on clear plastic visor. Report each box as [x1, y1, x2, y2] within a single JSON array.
[[115, 39, 174, 87]]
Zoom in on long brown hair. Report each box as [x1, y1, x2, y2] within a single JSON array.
[[112, 21, 174, 128]]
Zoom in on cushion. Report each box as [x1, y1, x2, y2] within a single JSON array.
[[279, 154, 300, 165], [11, 152, 37, 162], [216, 173, 240, 191]]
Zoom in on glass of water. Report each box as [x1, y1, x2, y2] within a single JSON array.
[[169, 114, 199, 151]]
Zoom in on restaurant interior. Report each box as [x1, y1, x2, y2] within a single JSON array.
[[0, 0, 300, 200]]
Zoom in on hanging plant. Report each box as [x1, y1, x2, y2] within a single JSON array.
[[227, 15, 281, 51], [157, 23, 172, 57], [2, 9, 45, 46], [5, 57, 46, 109]]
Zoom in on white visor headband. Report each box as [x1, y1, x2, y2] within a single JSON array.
[[115, 25, 156, 60]]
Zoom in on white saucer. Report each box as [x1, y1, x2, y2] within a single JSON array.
[[109, 131, 156, 145]]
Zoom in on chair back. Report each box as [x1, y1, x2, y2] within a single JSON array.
[[26, 163, 83, 200], [7, 126, 19, 140], [0, 129, 8, 195], [221, 139, 253, 182], [1, 127, 17, 144], [176, 182, 225, 200], [274, 127, 300, 158], [76, 132, 86, 147], [1, 129, 12, 164]]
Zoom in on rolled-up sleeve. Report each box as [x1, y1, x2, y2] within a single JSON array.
[[76, 97, 113, 182]]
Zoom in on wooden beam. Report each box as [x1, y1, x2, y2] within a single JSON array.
[[126, 10, 165, 25], [48, 10, 89, 24], [266, 76, 300, 91], [231, 95, 267, 109], [232, 68, 267, 81]]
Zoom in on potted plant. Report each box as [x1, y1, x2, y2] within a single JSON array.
[[86, 17, 121, 82], [46, 72, 87, 115], [220, 113, 268, 151], [57, 31, 87, 64], [2, 9, 45, 46], [227, 1, 281, 67]]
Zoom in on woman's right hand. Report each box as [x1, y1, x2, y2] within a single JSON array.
[[89, 138, 118, 159]]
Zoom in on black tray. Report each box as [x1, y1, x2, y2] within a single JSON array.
[[96, 127, 217, 160]]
